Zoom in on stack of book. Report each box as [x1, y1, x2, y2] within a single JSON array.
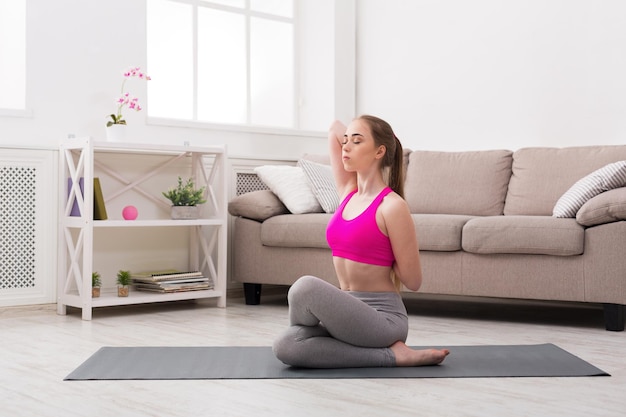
[[131, 270, 212, 293]]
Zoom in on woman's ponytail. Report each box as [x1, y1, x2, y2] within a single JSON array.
[[388, 135, 405, 199]]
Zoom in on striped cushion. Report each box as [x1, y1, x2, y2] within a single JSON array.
[[298, 159, 340, 213], [553, 161, 626, 218]]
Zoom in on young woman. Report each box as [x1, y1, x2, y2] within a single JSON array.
[[272, 115, 450, 368]]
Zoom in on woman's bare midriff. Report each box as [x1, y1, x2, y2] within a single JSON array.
[[333, 257, 397, 292]]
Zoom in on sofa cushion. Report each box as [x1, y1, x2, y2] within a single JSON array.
[[254, 165, 323, 214], [553, 161, 626, 218], [261, 213, 332, 248], [462, 216, 584, 256], [404, 150, 513, 216], [228, 189, 288, 221], [504, 145, 626, 216], [261, 212, 472, 252], [298, 159, 340, 213], [576, 187, 626, 227], [412, 214, 474, 251]]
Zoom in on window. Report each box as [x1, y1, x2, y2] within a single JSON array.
[[147, 0, 295, 129], [0, 0, 26, 112]]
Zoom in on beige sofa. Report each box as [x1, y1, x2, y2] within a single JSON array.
[[228, 145, 626, 331]]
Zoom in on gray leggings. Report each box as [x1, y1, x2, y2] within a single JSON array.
[[272, 275, 408, 368]]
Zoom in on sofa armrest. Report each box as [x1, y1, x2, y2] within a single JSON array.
[[228, 189, 289, 222], [576, 187, 626, 226]]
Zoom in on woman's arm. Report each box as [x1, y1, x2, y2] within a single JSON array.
[[328, 120, 357, 197], [382, 195, 423, 291]]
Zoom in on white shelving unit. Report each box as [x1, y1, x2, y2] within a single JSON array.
[[57, 138, 227, 320]]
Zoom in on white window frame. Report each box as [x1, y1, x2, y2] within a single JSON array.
[[147, 0, 306, 135], [0, 0, 30, 118]]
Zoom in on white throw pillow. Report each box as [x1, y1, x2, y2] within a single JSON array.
[[553, 161, 626, 218], [298, 159, 340, 213], [254, 165, 322, 214]]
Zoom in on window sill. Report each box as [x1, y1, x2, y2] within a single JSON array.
[[146, 117, 326, 138], [0, 108, 33, 118]]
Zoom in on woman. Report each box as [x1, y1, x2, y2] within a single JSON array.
[[272, 115, 449, 368]]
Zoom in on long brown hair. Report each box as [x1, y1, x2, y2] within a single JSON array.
[[357, 115, 406, 291], [357, 115, 405, 198]]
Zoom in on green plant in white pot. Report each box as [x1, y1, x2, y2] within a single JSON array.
[[162, 176, 207, 219]]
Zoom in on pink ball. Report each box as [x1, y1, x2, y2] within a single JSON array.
[[122, 205, 138, 220]]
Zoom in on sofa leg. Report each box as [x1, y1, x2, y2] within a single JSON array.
[[603, 304, 625, 331], [244, 283, 262, 305]]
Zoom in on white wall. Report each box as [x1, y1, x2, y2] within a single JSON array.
[[356, 0, 626, 151], [3, 1, 625, 155], [0, 0, 342, 159]]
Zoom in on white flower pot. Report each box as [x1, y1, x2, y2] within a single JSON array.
[[106, 124, 127, 142], [171, 206, 200, 220]]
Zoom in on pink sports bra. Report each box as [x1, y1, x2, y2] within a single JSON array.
[[326, 187, 395, 267]]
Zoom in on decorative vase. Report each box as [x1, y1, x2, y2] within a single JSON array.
[[106, 124, 127, 142], [117, 285, 129, 297], [92, 287, 101, 298], [171, 205, 200, 220]]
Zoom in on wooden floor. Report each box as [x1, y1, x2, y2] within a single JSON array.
[[1, 291, 625, 417]]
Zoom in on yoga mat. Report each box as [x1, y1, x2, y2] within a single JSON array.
[[64, 343, 608, 381]]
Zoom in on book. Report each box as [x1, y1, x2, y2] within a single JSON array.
[[68, 177, 108, 220], [134, 278, 212, 293], [68, 177, 84, 216], [135, 279, 210, 288], [133, 284, 211, 293], [132, 268, 213, 293], [130, 270, 204, 282], [132, 276, 208, 284], [93, 178, 108, 220]]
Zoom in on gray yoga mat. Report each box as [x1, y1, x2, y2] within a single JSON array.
[[64, 343, 608, 380]]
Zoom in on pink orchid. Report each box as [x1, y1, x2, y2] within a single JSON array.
[[107, 66, 151, 127]]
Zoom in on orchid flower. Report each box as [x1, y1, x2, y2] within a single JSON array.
[[107, 66, 151, 127]]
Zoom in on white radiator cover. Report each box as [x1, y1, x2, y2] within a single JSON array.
[[0, 148, 57, 306]]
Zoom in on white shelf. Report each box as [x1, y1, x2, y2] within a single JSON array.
[[65, 288, 224, 308], [63, 139, 226, 155], [62, 218, 224, 228], [92, 219, 224, 228], [57, 137, 228, 320]]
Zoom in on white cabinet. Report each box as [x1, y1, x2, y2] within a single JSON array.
[[57, 138, 227, 320]]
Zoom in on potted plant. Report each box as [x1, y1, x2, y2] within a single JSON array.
[[116, 270, 132, 297], [106, 66, 151, 141], [162, 176, 207, 219], [92, 271, 102, 298]]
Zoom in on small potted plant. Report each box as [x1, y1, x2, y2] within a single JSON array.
[[92, 271, 102, 298], [116, 270, 132, 297], [162, 176, 207, 219]]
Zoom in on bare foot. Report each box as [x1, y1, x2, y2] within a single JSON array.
[[390, 341, 450, 367]]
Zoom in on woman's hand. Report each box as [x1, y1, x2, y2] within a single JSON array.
[[328, 120, 356, 198], [382, 194, 422, 291], [329, 120, 347, 146]]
